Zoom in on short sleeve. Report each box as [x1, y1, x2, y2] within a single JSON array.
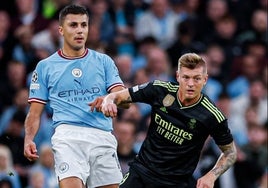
[[28, 62, 49, 104]]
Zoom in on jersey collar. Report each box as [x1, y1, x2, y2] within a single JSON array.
[[58, 48, 88, 59]]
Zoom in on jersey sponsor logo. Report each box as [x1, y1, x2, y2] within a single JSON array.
[[162, 94, 175, 107], [72, 68, 82, 78], [58, 87, 101, 102], [58, 162, 69, 173], [155, 113, 193, 145], [58, 87, 100, 97]]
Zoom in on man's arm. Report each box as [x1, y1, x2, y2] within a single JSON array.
[[24, 102, 45, 161], [110, 86, 130, 109], [89, 87, 131, 113], [101, 88, 132, 117], [196, 141, 237, 188]]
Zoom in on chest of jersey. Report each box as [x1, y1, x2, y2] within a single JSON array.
[[46, 58, 106, 102], [150, 96, 211, 146]]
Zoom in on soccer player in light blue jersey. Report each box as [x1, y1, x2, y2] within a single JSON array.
[[24, 4, 127, 188]]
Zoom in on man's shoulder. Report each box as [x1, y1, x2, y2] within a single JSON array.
[[200, 95, 226, 123], [88, 48, 107, 57], [152, 80, 179, 91], [87, 48, 113, 62], [37, 51, 60, 65]]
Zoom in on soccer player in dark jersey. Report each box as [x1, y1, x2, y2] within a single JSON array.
[[90, 53, 237, 188]]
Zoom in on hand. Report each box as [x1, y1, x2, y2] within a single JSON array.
[[24, 140, 39, 161], [101, 98, 118, 118], [89, 96, 105, 112], [196, 172, 216, 188]]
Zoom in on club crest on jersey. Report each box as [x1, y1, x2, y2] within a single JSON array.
[[187, 118, 197, 129], [72, 68, 82, 78], [59, 162, 69, 173], [162, 94, 175, 107]]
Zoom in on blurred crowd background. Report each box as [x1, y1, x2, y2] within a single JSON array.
[[0, 0, 267, 187]]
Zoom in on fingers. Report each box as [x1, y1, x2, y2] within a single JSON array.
[[26, 154, 39, 161], [89, 97, 104, 112], [102, 103, 118, 117], [89, 96, 117, 117], [24, 143, 39, 161]]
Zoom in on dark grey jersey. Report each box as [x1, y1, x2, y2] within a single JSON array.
[[128, 80, 233, 183]]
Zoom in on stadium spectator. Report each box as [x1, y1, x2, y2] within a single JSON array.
[[12, 25, 37, 73], [132, 36, 157, 73], [90, 0, 115, 44], [113, 120, 138, 176], [0, 88, 29, 136], [29, 144, 58, 188], [11, 0, 49, 34], [0, 10, 16, 79], [227, 54, 262, 98], [108, 0, 136, 56], [145, 46, 173, 82], [0, 61, 27, 111], [0, 144, 21, 188], [134, 0, 181, 49], [31, 18, 63, 55], [114, 54, 133, 85], [228, 79, 267, 146], [0, 110, 33, 187]]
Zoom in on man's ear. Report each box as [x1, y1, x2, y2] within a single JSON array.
[[176, 70, 180, 82], [204, 74, 208, 85], [176, 70, 179, 77], [58, 26, 63, 36]]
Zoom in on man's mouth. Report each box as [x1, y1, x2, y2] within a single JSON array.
[[75, 37, 84, 42], [187, 89, 194, 94]]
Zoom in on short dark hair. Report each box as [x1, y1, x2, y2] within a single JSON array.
[[59, 4, 89, 25]]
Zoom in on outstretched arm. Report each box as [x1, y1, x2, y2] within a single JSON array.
[[89, 86, 130, 112], [196, 141, 237, 188], [101, 88, 132, 117]]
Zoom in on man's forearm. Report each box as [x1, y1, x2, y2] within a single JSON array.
[[210, 142, 237, 179], [105, 89, 132, 107], [24, 113, 40, 142]]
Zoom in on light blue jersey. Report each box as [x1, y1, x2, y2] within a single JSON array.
[[29, 49, 124, 131]]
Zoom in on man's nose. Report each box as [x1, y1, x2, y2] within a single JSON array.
[[187, 78, 194, 86]]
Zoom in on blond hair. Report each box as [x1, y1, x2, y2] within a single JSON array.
[[178, 53, 207, 74]]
